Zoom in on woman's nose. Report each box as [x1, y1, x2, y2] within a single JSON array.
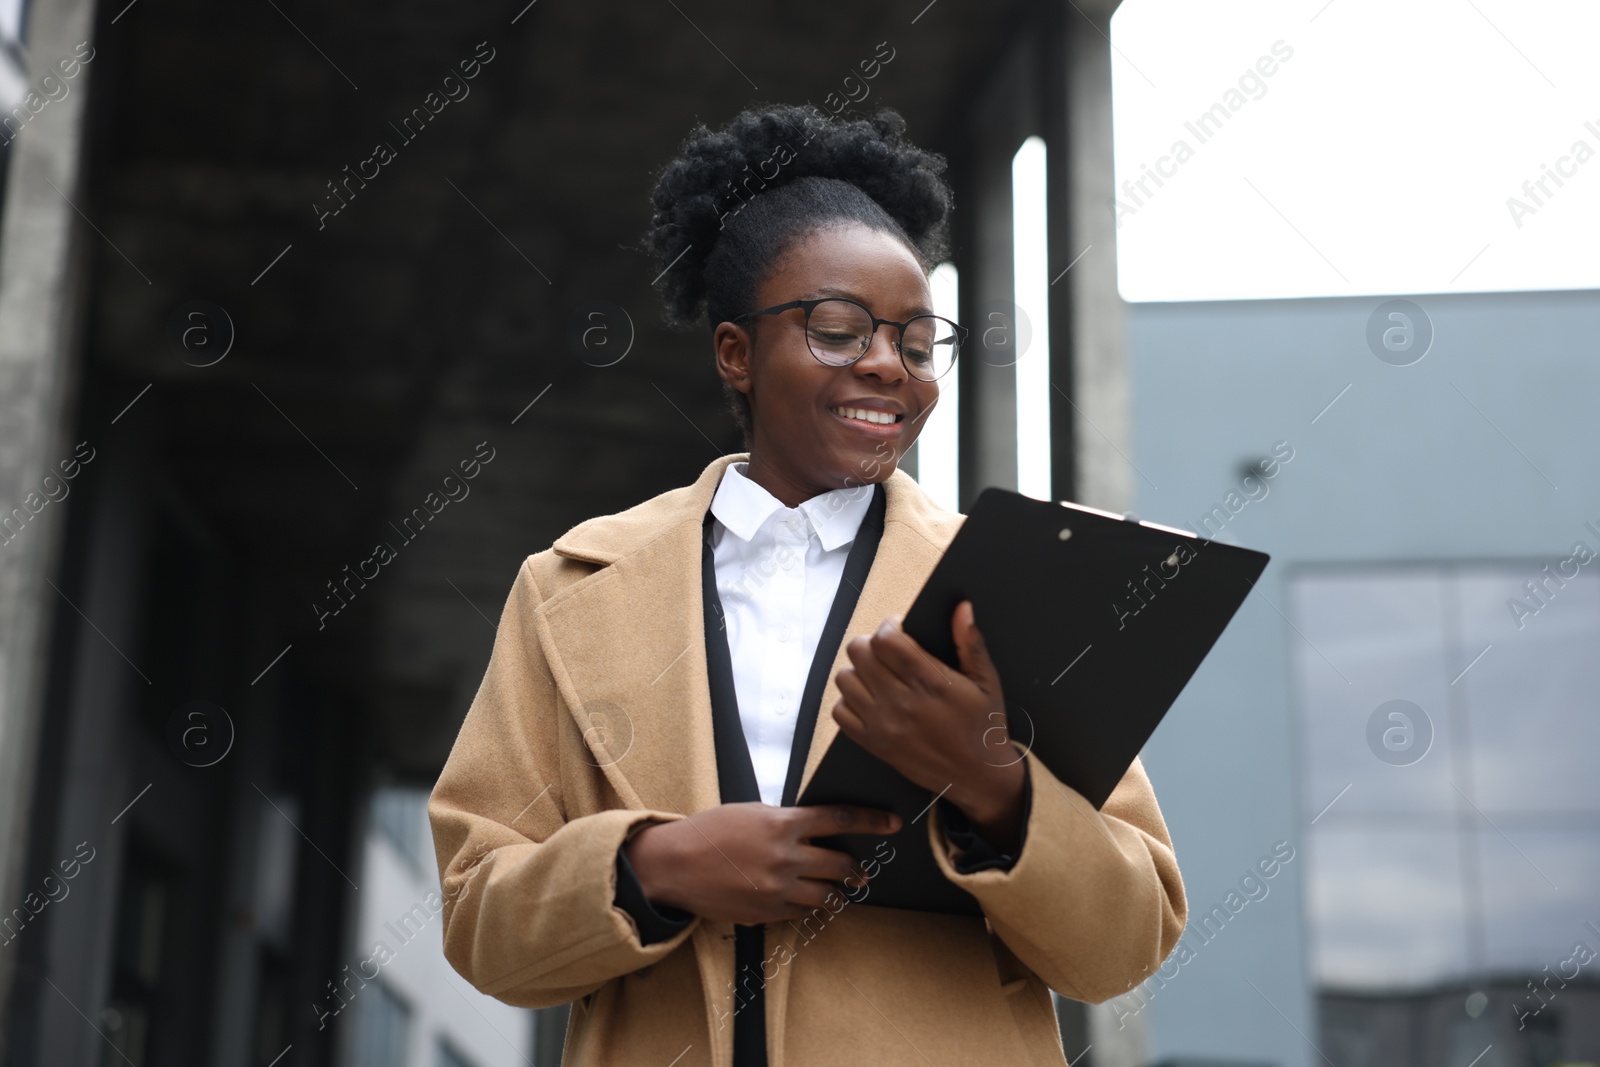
[[853, 327, 906, 381]]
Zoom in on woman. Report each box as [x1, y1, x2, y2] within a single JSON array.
[[429, 104, 1186, 1066]]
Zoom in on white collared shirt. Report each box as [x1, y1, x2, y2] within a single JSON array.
[[708, 461, 875, 807]]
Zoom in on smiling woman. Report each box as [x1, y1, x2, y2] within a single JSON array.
[[646, 104, 955, 466], [428, 103, 1186, 1067]]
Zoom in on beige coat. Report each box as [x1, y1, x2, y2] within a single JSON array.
[[429, 453, 1187, 1066]]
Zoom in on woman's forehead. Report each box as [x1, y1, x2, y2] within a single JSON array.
[[762, 224, 931, 309]]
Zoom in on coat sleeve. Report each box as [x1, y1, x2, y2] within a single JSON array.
[[428, 555, 700, 1008], [930, 750, 1186, 1004]]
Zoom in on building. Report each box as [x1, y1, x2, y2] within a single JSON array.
[[2, 0, 1591, 1064], [0, 0, 1134, 1064]]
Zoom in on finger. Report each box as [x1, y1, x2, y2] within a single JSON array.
[[843, 631, 915, 701], [784, 864, 876, 915], [843, 863, 873, 890], [953, 600, 1000, 689], [779, 879, 847, 914], [793, 803, 902, 839], [839, 866, 875, 903], [831, 700, 875, 750], [834, 668, 878, 716], [792, 843, 861, 884], [866, 618, 951, 691]]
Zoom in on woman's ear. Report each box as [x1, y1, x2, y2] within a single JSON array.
[[712, 321, 754, 400]]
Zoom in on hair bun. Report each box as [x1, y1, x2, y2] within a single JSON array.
[[644, 103, 953, 329]]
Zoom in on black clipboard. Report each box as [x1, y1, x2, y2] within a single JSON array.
[[797, 487, 1271, 916]]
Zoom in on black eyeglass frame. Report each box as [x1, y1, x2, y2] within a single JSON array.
[[731, 297, 968, 383]]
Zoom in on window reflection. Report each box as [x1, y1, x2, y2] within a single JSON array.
[[1289, 565, 1600, 1064]]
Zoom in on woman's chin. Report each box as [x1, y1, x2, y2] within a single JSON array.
[[825, 446, 900, 487]]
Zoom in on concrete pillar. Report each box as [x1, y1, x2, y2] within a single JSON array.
[[957, 30, 1034, 508], [1064, 0, 1135, 517], [1060, 4, 1156, 1065], [0, 0, 100, 1041]]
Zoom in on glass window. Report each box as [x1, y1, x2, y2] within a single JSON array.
[[436, 1037, 477, 1067], [371, 786, 430, 873], [1290, 564, 1600, 1062], [352, 979, 410, 1067]]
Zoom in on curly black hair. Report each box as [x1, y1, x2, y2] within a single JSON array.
[[643, 103, 955, 446]]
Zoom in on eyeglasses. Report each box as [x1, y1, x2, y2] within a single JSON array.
[[732, 297, 966, 383]]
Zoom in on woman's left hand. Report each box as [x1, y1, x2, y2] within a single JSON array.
[[831, 600, 1027, 851]]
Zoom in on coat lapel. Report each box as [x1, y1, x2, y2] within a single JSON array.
[[535, 471, 726, 819], [536, 453, 962, 821]]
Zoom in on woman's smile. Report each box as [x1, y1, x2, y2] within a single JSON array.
[[827, 400, 906, 438]]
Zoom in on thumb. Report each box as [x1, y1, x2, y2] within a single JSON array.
[[953, 601, 999, 688]]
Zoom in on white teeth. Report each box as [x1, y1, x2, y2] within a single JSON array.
[[831, 406, 900, 426]]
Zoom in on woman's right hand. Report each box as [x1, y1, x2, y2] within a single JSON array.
[[623, 803, 901, 925]]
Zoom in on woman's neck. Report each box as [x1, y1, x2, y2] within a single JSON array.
[[742, 454, 828, 509]]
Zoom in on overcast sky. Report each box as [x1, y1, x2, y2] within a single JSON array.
[[1111, 0, 1600, 301]]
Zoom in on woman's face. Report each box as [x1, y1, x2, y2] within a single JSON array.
[[713, 222, 942, 506]]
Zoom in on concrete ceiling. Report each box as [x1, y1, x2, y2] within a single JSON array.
[[77, 0, 1037, 775]]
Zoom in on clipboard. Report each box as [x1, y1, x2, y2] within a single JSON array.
[[797, 487, 1271, 916]]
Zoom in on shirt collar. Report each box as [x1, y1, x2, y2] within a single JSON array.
[[710, 461, 875, 552]]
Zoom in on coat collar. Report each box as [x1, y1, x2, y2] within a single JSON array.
[[551, 452, 960, 563], [536, 453, 964, 817]]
